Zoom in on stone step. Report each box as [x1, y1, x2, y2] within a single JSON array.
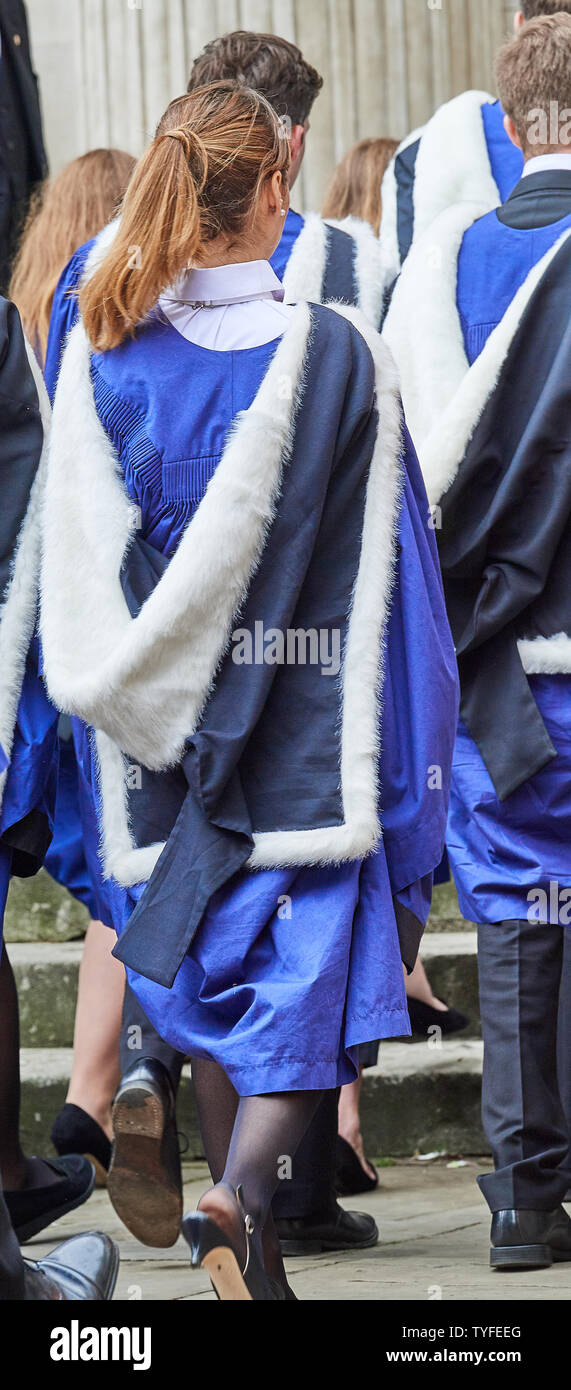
[[19, 1040, 485, 1158], [10, 931, 481, 1049]]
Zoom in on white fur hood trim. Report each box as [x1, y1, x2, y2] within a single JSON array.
[[418, 226, 571, 506], [283, 212, 393, 325], [518, 634, 571, 675], [412, 90, 499, 245], [383, 200, 489, 453]]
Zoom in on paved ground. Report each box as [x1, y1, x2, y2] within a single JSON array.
[[25, 1159, 571, 1301]]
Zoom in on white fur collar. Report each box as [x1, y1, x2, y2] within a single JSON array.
[[412, 91, 499, 245], [0, 344, 49, 813]]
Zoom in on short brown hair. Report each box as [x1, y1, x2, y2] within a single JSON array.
[[322, 138, 399, 236], [187, 31, 323, 127], [496, 14, 571, 155], [80, 82, 290, 353], [521, 0, 571, 17]]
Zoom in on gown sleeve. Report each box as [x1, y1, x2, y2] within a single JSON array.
[[44, 238, 94, 401], [367, 424, 459, 938]]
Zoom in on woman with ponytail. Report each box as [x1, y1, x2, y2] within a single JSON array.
[[41, 81, 458, 1300]]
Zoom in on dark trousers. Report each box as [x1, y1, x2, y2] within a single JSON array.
[[120, 983, 186, 1089], [271, 1088, 339, 1219], [477, 919, 571, 1212], [557, 928, 571, 1167]]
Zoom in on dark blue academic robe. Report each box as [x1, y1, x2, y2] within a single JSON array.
[[448, 206, 571, 924]]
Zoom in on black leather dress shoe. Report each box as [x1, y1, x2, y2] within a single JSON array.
[[23, 1232, 119, 1300], [490, 1205, 571, 1270], [108, 1057, 182, 1248], [5, 1155, 95, 1244], [276, 1202, 378, 1255]]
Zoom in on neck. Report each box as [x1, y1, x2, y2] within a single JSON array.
[[524, 147, 571, 164], [197, 242, 268, 269]]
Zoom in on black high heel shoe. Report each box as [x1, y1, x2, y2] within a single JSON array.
[[182, 1185, 284, 1301], [407, 998, 469, 1040], [51, 1104, 111, 1187], [335, 1135, 379, 1197]]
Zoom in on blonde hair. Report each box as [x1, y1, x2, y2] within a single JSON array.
[[80, 81, 290, 354], [322, 137, 399, 236], [9, 148, 135, 363], [496, 13, 571, 155]]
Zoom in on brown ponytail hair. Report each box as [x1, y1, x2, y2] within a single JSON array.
[[80, 81, 290, 353]]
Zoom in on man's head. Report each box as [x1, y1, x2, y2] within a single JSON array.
[[514, 1, 571, 32], [187, 31, 323, 187], [497, 13, 571, 158]]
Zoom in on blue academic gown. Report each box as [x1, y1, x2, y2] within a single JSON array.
[[67, 319, 457, 1095], [448, 207, 571, 925]]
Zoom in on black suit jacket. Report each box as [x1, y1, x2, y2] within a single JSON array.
[[497, 168, 571, 229], [0, 1, 47, 289]]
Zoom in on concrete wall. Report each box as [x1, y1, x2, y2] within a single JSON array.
[[26, 0, 519, 210]]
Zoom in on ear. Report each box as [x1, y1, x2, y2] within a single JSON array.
[[503, 113, 522, 150], [289, 124, 306, 165], [513, 10, 525, 32]]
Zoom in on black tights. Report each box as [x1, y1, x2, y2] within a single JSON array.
[[191, 1057, 322, 1287], [0, 945, 25, 1189]]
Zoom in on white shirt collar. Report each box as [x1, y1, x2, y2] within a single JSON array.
[[161, 260, 285, 311], [522, 153, 571, 179]]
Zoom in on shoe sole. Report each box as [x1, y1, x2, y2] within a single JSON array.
[[201, 1247, 253, 1301], [108, 1086, 182, 1248], [279, 1230, 379, 1256], [101, 1238, 121, 1300], [491, 1243, 552, 1270], [491, 1242, 571, 1271], [13, 1163, 96, 1245]]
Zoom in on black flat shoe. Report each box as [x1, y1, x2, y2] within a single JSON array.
[[490, 1205, 571, 1270], [51, 1104, 111, 1187], [23, 1232, 119, 1300], [5, 1155, 95, 1244], [335, 1135, 379, 1196], [108, 1057, 182, 1248], [276, 1202, 378, 1255], [407, 997, 469, 1039], [183, 1185, 283, 1301]]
